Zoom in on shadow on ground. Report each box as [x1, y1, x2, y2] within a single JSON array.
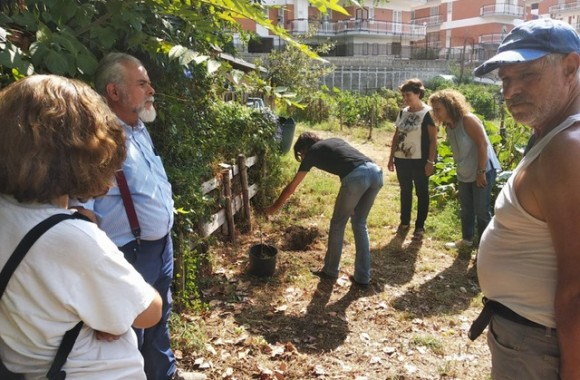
[[204, 222, 479, 357]]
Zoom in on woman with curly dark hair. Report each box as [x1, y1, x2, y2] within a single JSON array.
[[387, 79, 438, 240], [266, 132, 383, 288]]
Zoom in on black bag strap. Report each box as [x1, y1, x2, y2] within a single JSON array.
[[0, 212, 89, 380], [45, 321, 83, 380]]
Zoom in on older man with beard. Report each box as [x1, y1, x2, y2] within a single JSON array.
[[73, 53, 201, 380], [469, 19, 580, 379]]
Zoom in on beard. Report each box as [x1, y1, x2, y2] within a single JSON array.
[[138, 106, 157, 123], [138, 97, 156, 122]]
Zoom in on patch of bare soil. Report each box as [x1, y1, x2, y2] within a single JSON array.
[[176, 130, 491, 379], [280, 225, 322, 251]]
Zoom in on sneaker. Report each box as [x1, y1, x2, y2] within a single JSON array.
[[444, 239, 473, 250], [396, 224, 410, 234], [310, 268, 338, 281], [348, 275, 369, 289], [412, 228, 425, 240], [173, 369, 207, 380]]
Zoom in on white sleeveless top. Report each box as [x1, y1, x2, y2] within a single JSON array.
[[478, 114, 580, 328]]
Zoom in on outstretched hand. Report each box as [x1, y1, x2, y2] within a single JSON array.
[[264, 205, 277, 216]]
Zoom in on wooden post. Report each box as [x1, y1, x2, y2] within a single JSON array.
[[222, 167, 236, 243], [237, 154, 252, 232]]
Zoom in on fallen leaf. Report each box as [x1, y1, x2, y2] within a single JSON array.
[[274, 304, 288, 313], [359, 332, 371, 342]]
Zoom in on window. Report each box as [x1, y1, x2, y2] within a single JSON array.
[[393, 10, 402, 33]]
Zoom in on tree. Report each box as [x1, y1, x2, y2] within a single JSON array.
[[0, 0, 351, 306], [0, 0, 349, 83]]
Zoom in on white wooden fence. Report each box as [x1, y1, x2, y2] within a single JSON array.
[[199, 153, 259, 241]]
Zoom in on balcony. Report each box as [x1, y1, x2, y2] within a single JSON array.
[[479, 33, 504, 45], [412, 15, 443, 27], [287, 18, 426, 40], [550, 1, 580, 16], [388, 0, 429, 6], [481, 3, 524, 18]]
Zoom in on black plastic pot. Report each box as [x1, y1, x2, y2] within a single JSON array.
[[248, 244, 278, 277]]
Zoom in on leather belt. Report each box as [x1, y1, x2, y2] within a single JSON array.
[[468, 297, 551, 341]]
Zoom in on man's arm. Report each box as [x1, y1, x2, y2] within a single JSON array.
[[535, 126, 580, 379]]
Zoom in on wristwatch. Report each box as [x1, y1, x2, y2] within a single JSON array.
[[477, 169, 487, 174]]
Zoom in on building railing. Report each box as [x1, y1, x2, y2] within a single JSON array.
[[479, 33, 505, 45], [412, 15, 443, 27], [480, 3, 524, 17], [287, 18, 426, 39], [549, 1, 580, 14]]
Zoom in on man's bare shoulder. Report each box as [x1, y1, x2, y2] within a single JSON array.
[[516, 122, 580, 220], [541, 121, 580, 163], [535, 122, 580, 206]]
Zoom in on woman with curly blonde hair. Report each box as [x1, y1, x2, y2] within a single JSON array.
[[429, 89, 501, 251], [0, 75, 162, 379]]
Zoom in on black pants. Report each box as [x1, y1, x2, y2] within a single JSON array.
[[394, 158, 430, 229]]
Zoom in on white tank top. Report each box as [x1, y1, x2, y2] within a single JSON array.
[[478, 114, 580, 328]]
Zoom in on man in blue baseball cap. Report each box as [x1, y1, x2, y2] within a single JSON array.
[[471, 18, 580, 379], [474, 18, 580, 77]]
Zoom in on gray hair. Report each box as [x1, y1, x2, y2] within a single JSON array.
[[94, 53, 143, 96]]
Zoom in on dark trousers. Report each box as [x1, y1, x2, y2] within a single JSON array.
[[120, 235, 176, 380], [394, 158, 430, 229], [457, 169, 497, 242]]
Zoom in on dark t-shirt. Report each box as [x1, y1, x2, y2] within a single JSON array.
[[298, 138, 373, 179]]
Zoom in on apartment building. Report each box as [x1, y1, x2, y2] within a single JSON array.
[[237, 0, 545, 61], [413, 0, 541, 62], [540, 0, 580, 29], [238, 0, 426, 57], [235, 1, 580, 90]]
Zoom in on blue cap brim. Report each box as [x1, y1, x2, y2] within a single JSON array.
[[474, 49, 549, 76]]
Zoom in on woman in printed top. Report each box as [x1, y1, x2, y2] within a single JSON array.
[[387, 79, 438, 240], [265, 132, 383, 288]]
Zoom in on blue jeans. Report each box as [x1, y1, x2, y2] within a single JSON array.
[[394, 158, 430, 229], [322, 162, 383, 284], [457, 169, 496, 242], [487, 314, 559, 379], [121, 235, 176, 380]]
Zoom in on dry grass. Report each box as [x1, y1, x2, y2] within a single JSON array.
[[173, 127, 491, 380]]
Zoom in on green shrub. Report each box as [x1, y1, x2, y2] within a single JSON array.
[[148, 64, 282, 308]]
